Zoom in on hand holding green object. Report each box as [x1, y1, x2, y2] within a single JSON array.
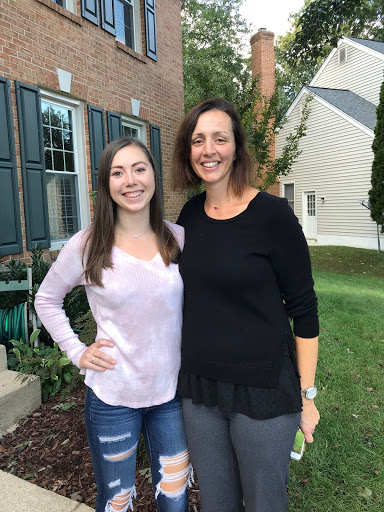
[[291, 429, 306, 460]]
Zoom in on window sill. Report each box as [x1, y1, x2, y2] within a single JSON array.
[[35, 0, 83, 26], [50, 240, 68, 252], [116, 41, 146, 63]]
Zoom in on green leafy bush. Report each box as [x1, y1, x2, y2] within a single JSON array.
[[73, 309, 97, 346], [8, 329, 82, 401]]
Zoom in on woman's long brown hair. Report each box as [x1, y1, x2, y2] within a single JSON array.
[[83, 137, 180, 286]]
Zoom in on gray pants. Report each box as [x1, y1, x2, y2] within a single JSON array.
[[182, 399, 300, 512]]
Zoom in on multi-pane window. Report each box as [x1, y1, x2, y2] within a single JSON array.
[[122, 124, 139, 138], [51, 0, 76, 14], [122, 118, 146, 143], [284, 183, 295, 211], [42, 101, 79, 241], [307, 193, 316, 216], [116, 0, 135, 50]]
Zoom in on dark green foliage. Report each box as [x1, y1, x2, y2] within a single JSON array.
[[369, 80, 384, 232], [64, 286, 90, 329], [0, 260, 28, 309], [8, 329, 82, 401], [182, 0, 251, 113], [0, 244, 50, 310], [243, 91, 313, 190], [30, 244, 50, 285], [73, 309, 97, 347], [290, 0, 372, 63]]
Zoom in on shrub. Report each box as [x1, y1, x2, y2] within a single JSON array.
[[8, 329, 83, 401]]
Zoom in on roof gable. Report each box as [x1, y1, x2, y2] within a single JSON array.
[[310, 36, 384, 87], [306, 86, 377, 131], [344, 36, 384, 56], [283, 86, 375, 138]]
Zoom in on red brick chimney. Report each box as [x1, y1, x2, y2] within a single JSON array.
[[251, 28, 275, 99], [250, 28, 279, 196]]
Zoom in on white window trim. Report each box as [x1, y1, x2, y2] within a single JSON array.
[[67, 0, 76, 14], [53, 0, 76, 14], [116, 0, 142, 54], [283, 182, 295, 211], [338, 46, 348, 65], [132, 0, 142, 54], [40, 90, 90, 250], [121, 115, 147, 144]]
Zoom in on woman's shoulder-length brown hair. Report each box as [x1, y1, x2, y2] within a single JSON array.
[[83, 136, 180, 286], [172, 97, 253, 195]]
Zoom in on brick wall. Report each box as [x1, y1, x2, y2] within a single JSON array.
[[250, 28, 279, 197], [0, 0, 185, 262]]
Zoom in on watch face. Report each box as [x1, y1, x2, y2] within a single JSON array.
[[306, 387, 317, 399]]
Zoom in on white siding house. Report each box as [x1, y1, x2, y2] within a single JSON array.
[[276, 37, 384, 250]]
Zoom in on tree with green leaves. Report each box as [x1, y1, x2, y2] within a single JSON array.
[[288, 0, 384, 63], [369, 80, 384, 233], [276, 0, 384, 98], [181, 0, 312, 190], [243, 91, 313, 190], [181, 0, 251, 113]]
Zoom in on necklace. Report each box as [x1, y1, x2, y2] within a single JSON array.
[[206, 193, 235, 210], [116, 223, 150, 239], [131, 226, 150, 239]]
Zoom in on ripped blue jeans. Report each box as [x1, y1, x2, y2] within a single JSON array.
[[84, 387, 192, 512]]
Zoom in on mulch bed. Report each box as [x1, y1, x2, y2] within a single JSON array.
[[0, 386, 201, 511]]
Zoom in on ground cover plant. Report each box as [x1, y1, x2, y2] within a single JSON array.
[[0, 246, 383, 511]]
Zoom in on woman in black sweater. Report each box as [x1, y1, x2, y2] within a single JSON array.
[[172, 98, 319, 512]]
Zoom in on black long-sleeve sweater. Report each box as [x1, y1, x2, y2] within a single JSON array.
[[177, 191, 319, 389]]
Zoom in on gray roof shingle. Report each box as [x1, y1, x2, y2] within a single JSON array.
[[306, 86, 377, 131], [344, 37, 384, 55]]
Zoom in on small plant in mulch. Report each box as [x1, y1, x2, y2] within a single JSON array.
[[7, 329, 82, 401]]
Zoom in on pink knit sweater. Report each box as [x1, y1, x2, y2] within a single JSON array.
[[35, 222, 184, 408]]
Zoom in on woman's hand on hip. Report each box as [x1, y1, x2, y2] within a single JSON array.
[[300, 400, 320, 444], [79, 339, 116, 371]]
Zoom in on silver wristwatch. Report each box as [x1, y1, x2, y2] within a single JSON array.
[[301, 386, 317, 400]]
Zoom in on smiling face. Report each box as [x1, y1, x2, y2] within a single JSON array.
[[190, 109, 237, 189], [109, 144, 155, 217]]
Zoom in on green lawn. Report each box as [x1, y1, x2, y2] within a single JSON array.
[[288, 247, 384, 511]]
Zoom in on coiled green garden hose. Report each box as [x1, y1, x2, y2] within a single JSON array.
[[0, 303, 26, 349]]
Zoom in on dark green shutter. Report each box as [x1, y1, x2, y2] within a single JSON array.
[[107, 111, 122, 142], [0, 77, 22, 256], [81, 0, 99, 25], [149, 124, 162, 196], [15, 81, 50, 250], [88, 105, 106, 190], [144, 0, 158, 61], [101, 0, 116, 35]]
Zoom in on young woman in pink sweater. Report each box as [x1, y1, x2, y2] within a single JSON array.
[[35, 137, 192, 512]]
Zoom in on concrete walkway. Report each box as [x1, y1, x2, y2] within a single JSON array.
[[0, 470, 94, 511]]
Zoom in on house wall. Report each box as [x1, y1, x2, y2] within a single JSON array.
[[0, 0, 185, 262], [276, 95, 383, 250], [312, 42, 384, 106]]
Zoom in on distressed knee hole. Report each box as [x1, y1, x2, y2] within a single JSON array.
[[155, 449, 194, 500], [106, 485, 136, 512], [103, 441, 138, 462]]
